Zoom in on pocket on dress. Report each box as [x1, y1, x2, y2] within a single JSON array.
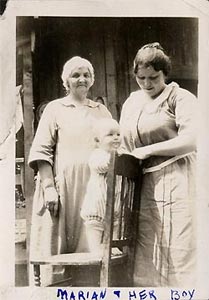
[[142, 166, 172, 203], [170, 160, 188, 201]]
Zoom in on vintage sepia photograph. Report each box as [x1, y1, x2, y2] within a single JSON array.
[[16, 15, 198, 287], [1, 1, 209, 299]]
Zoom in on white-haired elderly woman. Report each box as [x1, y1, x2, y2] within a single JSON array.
[[28, 56, 112, 285]]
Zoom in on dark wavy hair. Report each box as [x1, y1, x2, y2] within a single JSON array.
[[133, 42, 171, 76]]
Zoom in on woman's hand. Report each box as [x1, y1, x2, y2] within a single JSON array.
[[117, 148, 132, 156], [38, 162, 59, 217], [131, 146, 152, 160], [42, 177, 59, 217], [44, 186, 59, 217]]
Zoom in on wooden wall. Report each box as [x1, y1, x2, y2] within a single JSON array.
[[124, 17, 198, 96], [29, 17, 198, 121]]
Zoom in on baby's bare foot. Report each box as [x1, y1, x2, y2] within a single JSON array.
[[111, 248, 123, 256]]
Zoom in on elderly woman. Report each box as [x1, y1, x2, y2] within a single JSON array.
[[120, 43, 197, 287], [28, 56, 111, 285]]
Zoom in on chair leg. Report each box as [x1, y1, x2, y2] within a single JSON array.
[[33, 264, 41, 286], [100, 262, 110, 287]]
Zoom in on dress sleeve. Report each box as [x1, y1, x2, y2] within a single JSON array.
[[28, 102, 58, 171], [97, 103, 112, 118], [170, 89, 197, 137], [119, 94, 137, 152]]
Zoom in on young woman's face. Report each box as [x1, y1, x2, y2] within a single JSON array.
[[66, 66, 92, 97], [99, 125, 121, 152], [135, 65, 166, 99]]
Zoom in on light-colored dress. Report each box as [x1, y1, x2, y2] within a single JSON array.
[[120, 82, 197, 287], [28, 96, 111, 284], [80, 148, 120, 229]]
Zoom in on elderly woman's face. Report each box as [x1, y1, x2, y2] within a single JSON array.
[[66, 66, 92, 96], [135, 65, 166, 99]]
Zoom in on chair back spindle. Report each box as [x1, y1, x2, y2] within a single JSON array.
[[100, 152, 141, 286]]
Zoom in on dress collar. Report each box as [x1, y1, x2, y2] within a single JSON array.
[[60, 96, 100, 108], [142, 81, 179, 103]]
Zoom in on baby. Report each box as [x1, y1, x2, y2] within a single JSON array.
[[80, 118, 121, 254]]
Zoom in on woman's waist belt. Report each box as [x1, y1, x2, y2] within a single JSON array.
[[142, 152, 193, 174]]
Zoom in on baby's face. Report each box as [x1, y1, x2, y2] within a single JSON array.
[[99, 125, 121, 152]]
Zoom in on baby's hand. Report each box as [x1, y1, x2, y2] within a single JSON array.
[[97, 163, 109, 173], [89, 152, 111, 173], [96, 156, 110, 173]]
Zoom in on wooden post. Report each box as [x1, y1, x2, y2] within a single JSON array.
[[114, 21, 130, 118], [103, 23, 118, 120], [100, 152, 116, 287], [22, 42, 35, 285]]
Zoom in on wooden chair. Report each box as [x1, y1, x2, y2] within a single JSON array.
[[30, 152, 141, 287]]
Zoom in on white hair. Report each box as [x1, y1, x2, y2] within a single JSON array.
[[61, 56, 95, 91], [94, 118, 120, 139]]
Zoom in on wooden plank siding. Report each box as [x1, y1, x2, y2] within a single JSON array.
[[113, 19, 130, 117], [103, 21, 118, 120], [30, 17, 198, 116], [125, 17, 198, 96]]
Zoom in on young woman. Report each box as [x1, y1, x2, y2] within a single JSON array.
[[120, 42, 197, 287]]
